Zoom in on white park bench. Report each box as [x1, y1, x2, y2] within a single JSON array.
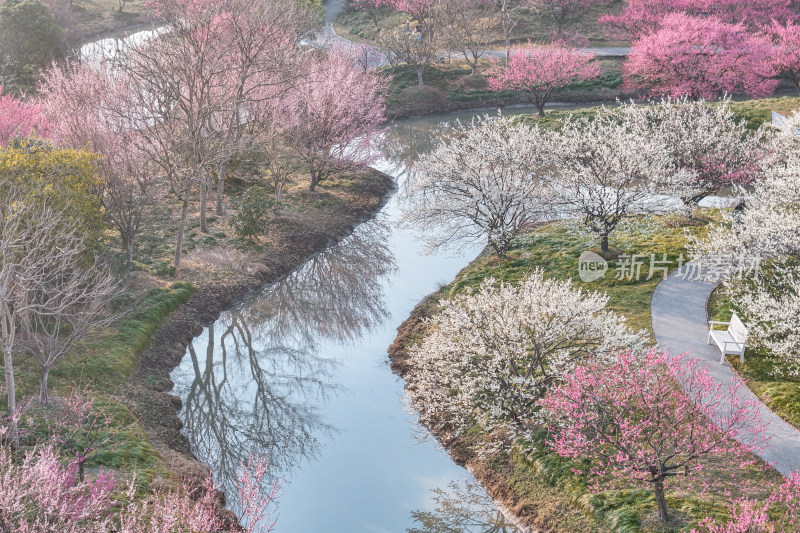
[[708, 312, 749, 364]]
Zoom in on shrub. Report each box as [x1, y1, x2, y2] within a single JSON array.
[[233, 186, 274, 240]]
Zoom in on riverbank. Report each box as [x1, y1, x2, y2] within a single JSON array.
[[126, 167, 394, 485], [4, 166, 393, 519], [388, 216, 784, 532]]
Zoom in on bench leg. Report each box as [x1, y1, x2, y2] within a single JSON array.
[[707, 330, 712, 344], [720, 350, 726, 365], [740, 352, 744, 365]]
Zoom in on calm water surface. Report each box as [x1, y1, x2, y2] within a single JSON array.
[[168, 108, 574, 532]]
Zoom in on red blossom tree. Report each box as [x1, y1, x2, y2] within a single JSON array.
[[622, 13, 778, 100], [0, 86, 50, 145], [540, 349, 766, 523], [279, 47, 386, 191], [766, 20, 800, 95], [488, 42, 600, 116], [600, 0, 798, 39]]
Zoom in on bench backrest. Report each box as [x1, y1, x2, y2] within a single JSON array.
[[729, 312, 749, 342]]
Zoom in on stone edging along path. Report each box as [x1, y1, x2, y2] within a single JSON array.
[[650, 263, 800, 476]]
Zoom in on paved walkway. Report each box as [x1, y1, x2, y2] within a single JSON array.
[[651, 264, 800, 476], [313, 0, 631, 63]]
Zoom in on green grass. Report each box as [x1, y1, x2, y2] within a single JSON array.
[[333, 1, 627, 48], [442, 215, 717, 337], [708, 288, 800, 430], [3, 281, 195, 484], [513, 96, 800, 131], [412, 212, 786, 532]]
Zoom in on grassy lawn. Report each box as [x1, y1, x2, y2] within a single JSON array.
[[382, 57, 626, 117], [401, 212, 786, 532], [333, 1, 628, 48], [6, 282, 194, 487]]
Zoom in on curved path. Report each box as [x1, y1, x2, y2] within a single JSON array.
[[651, 263, 800, 476], [314, 0, 630, 59]]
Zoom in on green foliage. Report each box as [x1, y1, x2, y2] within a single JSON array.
[[0, 0, 65, 94], [0, 140, 104, 249], [233, 186, 275, 240]]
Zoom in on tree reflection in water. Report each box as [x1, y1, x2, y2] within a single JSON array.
[[171, 216, 396, 504], [409, 481, 521, 533]]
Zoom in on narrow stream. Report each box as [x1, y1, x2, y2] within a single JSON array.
[[168, 107, 579, 532]]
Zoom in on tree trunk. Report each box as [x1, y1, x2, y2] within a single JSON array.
[[3, 347, 18, 450], [600, 233, 609, 252], [199, 169, 208, 234], [38, 367, 50, 405], [175, 199, 189, 268], [123, 234, 134, 271], [537, 102, 546, 117], [417, 68, 424, 89], [216, 160, 226, 216], [309, 170, 319, 192], [653, 478, 669, 521]]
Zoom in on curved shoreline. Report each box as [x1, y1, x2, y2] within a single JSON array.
[[387, 249, 597, 533], [119, 168, 394, 513], [387, 262, 545, 532]]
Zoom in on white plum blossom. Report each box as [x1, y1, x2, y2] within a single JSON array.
[[731, 267, 800, 377], [405, 270, 645, 450], [620, 98, 766, 214], [401, 116, 555, 256], [694, 119, 800, 373], [551, 109, 676, 252]]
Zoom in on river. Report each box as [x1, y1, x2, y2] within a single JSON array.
[[167, 106, 580, 533], [76, 23, 591, 531]]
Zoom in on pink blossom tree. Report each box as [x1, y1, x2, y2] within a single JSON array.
[[600, 0, 798, 39], [391, 0, 437, 25], [0, 422, 282, 533], [40, 63, 156, 269], [693, 472, 800, 532], [488, 42, 600, 116], [280, 47, 386, 191], [0, 86, 50, 145], [766, 20, 800, 95], [540, 348, 766, 523], [622, 13, 778, 100]]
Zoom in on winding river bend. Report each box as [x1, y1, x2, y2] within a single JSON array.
[[167, 106, 578, 532], [77, 25, 591, 530]]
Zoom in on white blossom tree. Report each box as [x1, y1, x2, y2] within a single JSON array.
[[620, 98, 766, 215], [401, 117, 555, 257], [551, 110, 676, 252], [694, 124, 800, 372], [405, 271, 644, 449]]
